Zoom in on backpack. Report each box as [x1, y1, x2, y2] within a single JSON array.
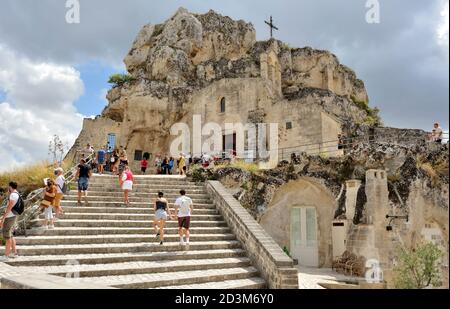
[[58, 177, 69, 194], [11, 193, 25, 216]]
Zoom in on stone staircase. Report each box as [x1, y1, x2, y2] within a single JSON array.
[[3, 175, 266, 289]]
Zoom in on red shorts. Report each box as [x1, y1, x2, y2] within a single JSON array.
[[178, 216, 191, 229]]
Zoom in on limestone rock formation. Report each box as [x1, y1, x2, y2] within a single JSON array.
[[124, 8, 256, 86], [68, 8, 375, 169]]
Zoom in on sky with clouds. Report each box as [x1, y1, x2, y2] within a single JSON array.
[[0, 0, 448, 172]]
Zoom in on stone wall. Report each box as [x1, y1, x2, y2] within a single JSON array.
[[355, 126, 430, 146], [205, 181, 299, 289]]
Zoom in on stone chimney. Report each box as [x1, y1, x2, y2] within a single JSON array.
[[365, 169, 390, 268], [365, 170, 389, 226], [345, 179, 361, 223]]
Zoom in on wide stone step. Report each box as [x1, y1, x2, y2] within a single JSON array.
[[15, 233, 235, 245], [63, 195, 211, 202], [88, 180, 197, 185], [14, 257, 251, 278], [39, 213, 221, 221], [72, 266, 259, 288], [157, 277, 266, 289], [60, 206, 218, 215], [59, 201, 215, 208], [31, 219, 227, 228], [83, 185, 205, 192], [5, 249, 246, 267], [25, 227, 231, 236], [66, 190, 207, 197], [5, 240, 241, 256]]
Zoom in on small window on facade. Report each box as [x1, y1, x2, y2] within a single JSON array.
[[134, 150, 143, 161], [286, 122, 293, 130], [220, 97, 226, 113]]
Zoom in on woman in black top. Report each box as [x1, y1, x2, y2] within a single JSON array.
[[153, 192, 173, 245]]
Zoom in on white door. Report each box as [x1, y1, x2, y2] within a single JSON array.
[[290, 207, 319, 267]]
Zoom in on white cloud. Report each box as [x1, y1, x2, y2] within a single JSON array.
[[437, 0, 449, 47], [0, 45, 85, 172]]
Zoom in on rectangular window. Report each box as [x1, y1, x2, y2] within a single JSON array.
[[134, 150, 143, 161], [286, 122, 293, 130]]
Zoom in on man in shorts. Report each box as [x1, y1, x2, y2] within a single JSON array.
[[97, 146, 106, 174], [76, 159, 92, 206], [174, 190, 193, 246], [0, 182, 20, 261]]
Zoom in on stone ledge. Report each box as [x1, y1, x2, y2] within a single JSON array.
[[206, 181, 299, 289]]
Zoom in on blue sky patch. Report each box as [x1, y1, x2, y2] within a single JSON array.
[[0, 89, 7, 103], [74, 61, 119, 116]]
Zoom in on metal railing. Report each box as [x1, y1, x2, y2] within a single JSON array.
[[1, 153, 95, 237], [188, 131, 448, 164]]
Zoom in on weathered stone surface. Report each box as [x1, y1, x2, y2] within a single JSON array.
[[68, 8, 377, 175]]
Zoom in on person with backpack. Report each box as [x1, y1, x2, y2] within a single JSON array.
[[174, 189, 194, 246], [54, 167, 66, 218], [41, 178, 57, 229], [0, 181, 22, 261]]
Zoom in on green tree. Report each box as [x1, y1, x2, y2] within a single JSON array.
[[108, 73, 135, 87], [393, 242, 444, 289]]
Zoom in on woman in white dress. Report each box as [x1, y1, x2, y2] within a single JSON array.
[[120, 165, 133, 205]]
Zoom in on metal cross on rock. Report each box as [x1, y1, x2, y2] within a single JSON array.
[[264, 16, 279, 38]]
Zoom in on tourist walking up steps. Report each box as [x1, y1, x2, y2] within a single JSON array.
[[76, 158, 92, 206], [97, 146, 106, 175], [40, 179, 57, 229], [178, 153, 186, 176], [153, 192, 173, 245], [120, 166, 134, 205], [54, 167, 66, 218], [0, 182, 21, 261], [174, 190, 193, 246]]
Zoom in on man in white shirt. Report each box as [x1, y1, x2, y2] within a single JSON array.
[[0, 182, 20, 261], [54, 168, 65, 217], [174, 190, 193, 245], [432, 123, 444, 144]]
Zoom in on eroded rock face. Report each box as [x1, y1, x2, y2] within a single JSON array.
[[124, 8, 256, 85], [284, 47, 368, 103]]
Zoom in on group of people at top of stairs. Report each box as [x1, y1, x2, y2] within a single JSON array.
[[77, 143, 191, 177]]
